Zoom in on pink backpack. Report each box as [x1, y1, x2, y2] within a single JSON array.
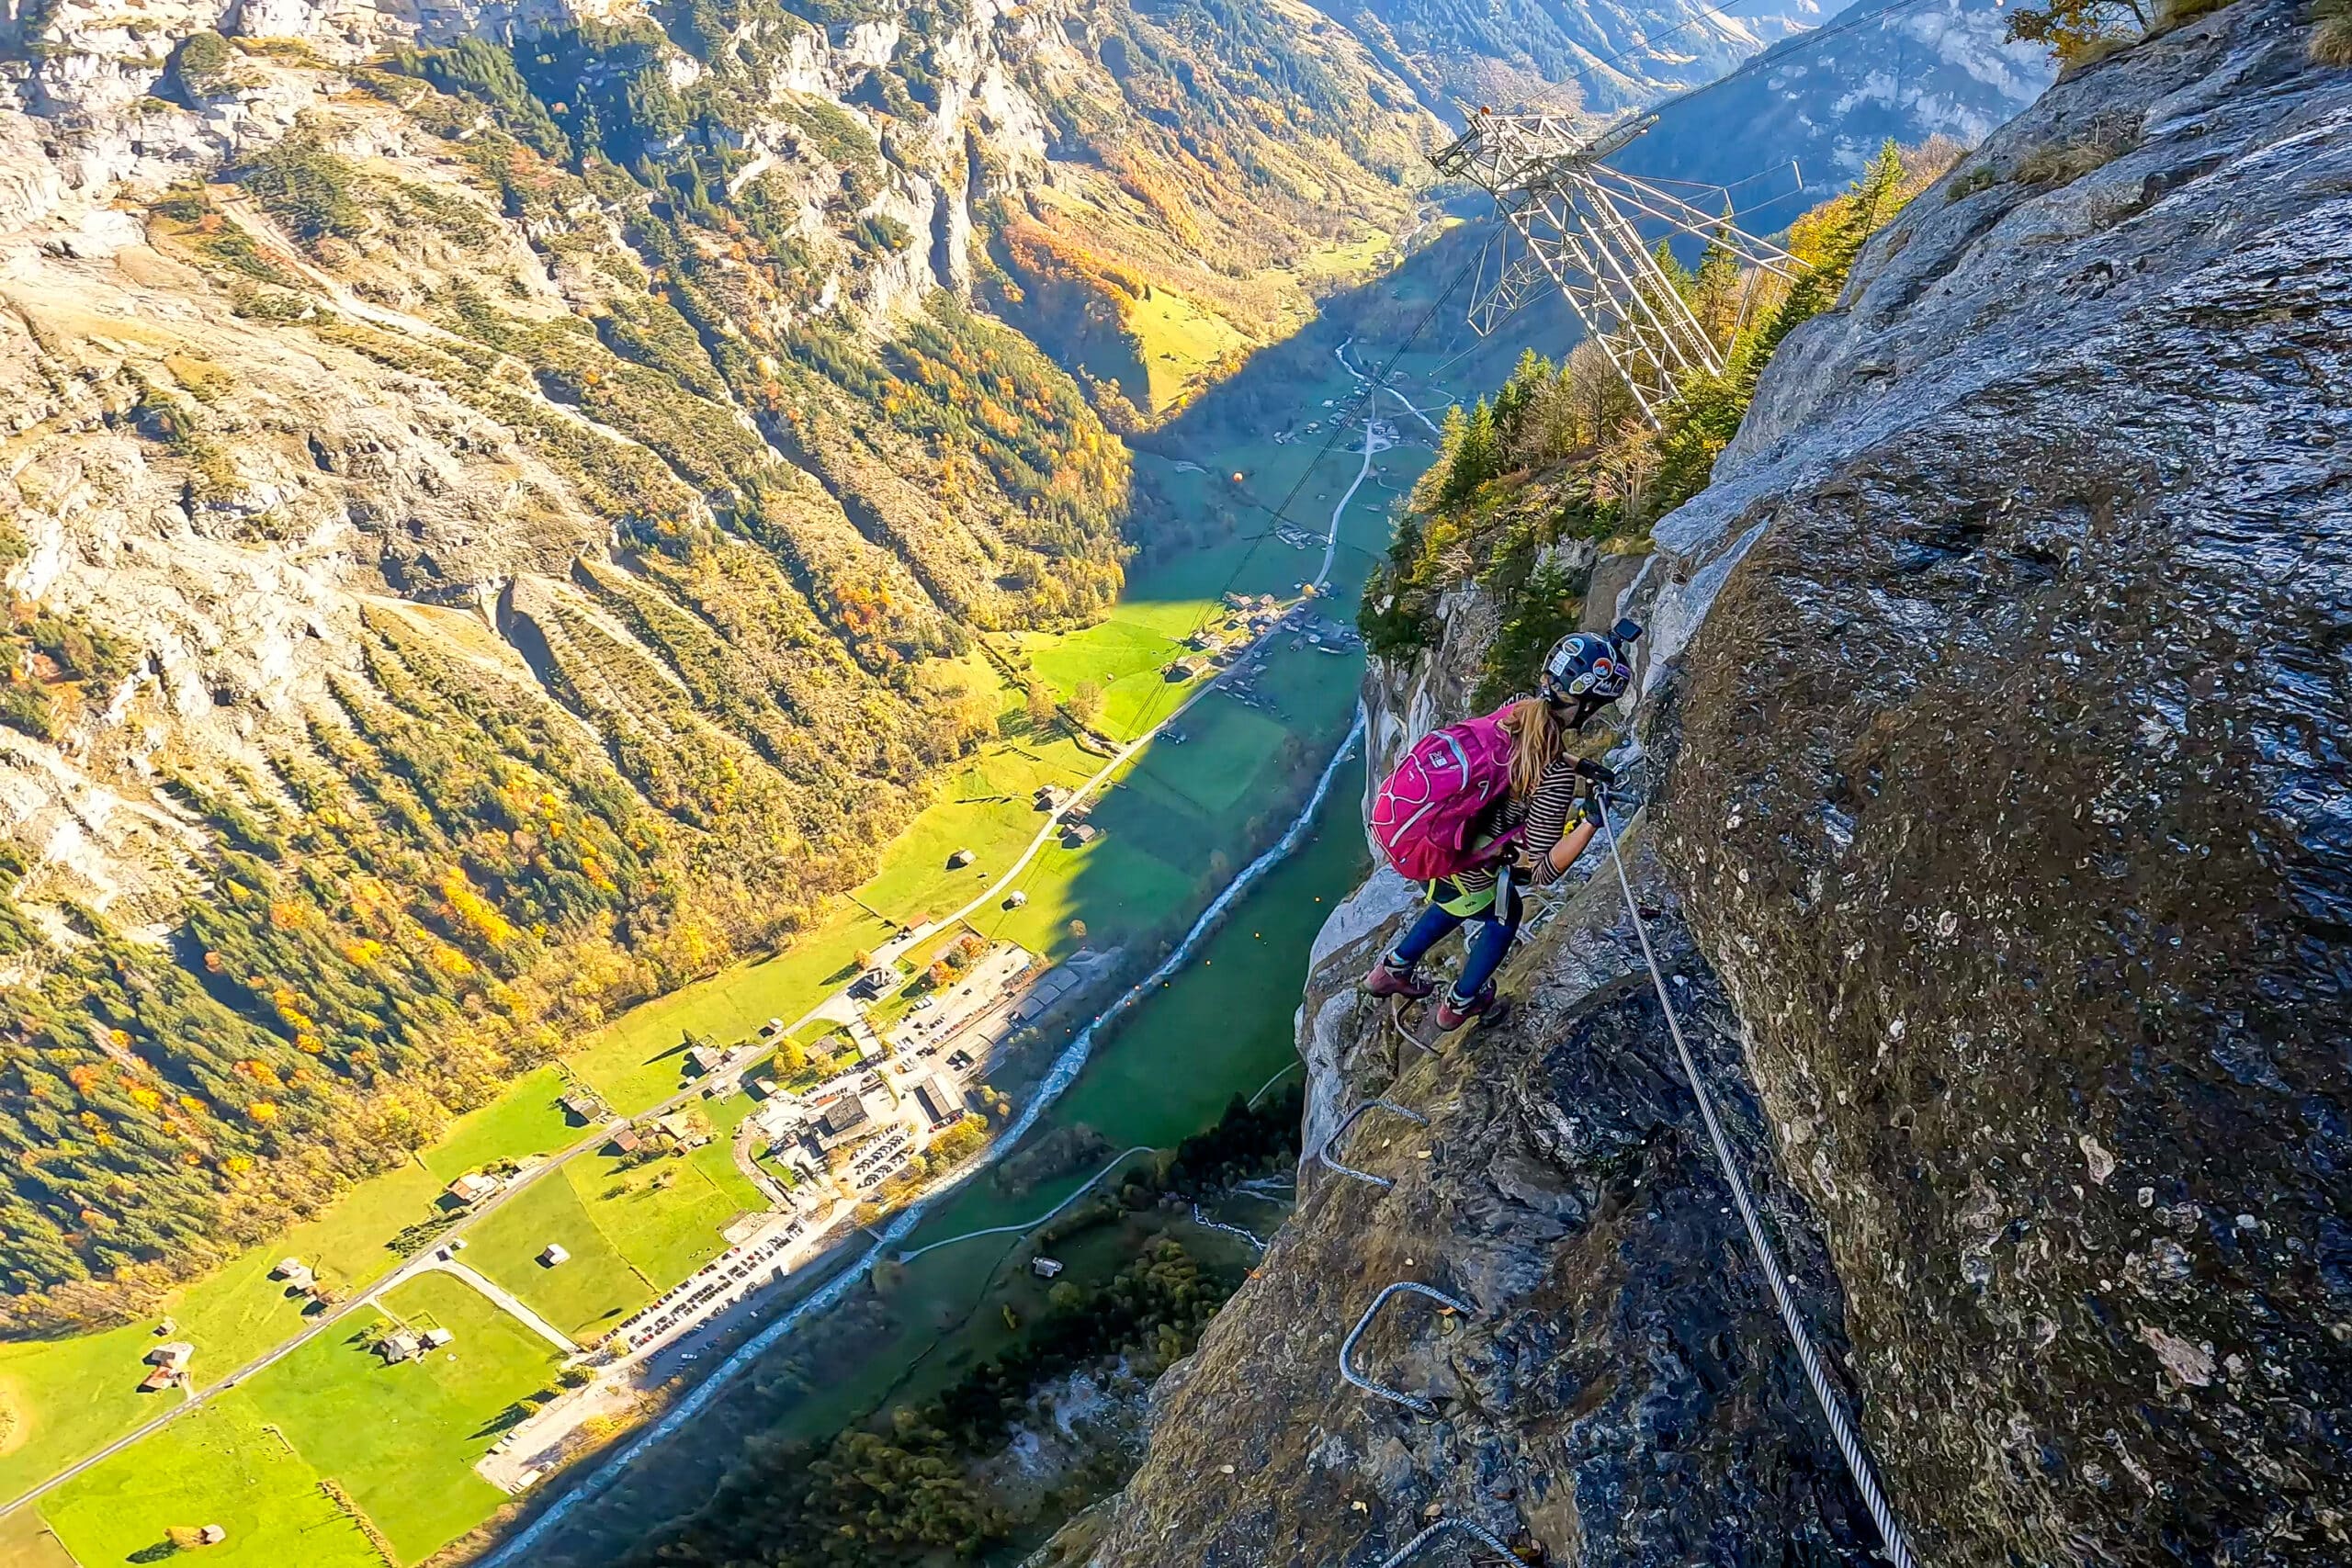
[[1371, 705, 1521, 881]]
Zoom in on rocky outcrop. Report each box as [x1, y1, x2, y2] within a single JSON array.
[[1065, 2, 2352, 1562], [1064, 786, 1881, 1565], [1650, 1, 2352, 1558]]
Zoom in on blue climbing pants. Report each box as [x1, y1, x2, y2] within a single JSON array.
[[1386, 884, 1521, 1005]]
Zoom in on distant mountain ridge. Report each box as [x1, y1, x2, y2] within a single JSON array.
[[1619, 0, 2055, 199], [1309, 0, 1831, 117]]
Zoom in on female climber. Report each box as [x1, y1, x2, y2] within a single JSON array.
[[1363, 625, 1637, 1030]]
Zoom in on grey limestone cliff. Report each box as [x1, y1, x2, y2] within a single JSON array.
[[1054, 2, 2352, 1562]]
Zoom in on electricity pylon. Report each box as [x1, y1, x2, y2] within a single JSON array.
[[1431, 109, 1805, 427]]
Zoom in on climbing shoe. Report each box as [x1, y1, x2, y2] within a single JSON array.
[[1363, 957, 1434, 999], [1436, 982, 1508, 1032]]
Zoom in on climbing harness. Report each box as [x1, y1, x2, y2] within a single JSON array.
[[1590, 793, 1921, 1568], [1317, 1099, 1430, 1190], [1338, 1281, 1474, 1416]]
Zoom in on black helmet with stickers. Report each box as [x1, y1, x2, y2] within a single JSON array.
[[1539, 619, 1642, 708]]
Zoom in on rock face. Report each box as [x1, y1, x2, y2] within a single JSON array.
[[1065, 3, 2352, 1562], [1061, 816, 1881, 1567], [1652, 1, 2352, 1558]]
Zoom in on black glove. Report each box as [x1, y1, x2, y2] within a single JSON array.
[[1573, 757, 1617, 786]]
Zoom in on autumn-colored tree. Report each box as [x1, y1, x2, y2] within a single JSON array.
[[1070, 679, 1104, 725], [1023, 682, 1057, 729], [2005, 0, 2144, 61]]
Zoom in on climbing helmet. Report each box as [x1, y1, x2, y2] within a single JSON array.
[[1539, 620, 1641, 706]]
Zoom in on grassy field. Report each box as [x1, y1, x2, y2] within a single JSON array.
[[1125, 288, 1249, 413], [242, 1272, 558, 1564], [457, 1171, 650, 1341], [560, 907, 898, 1113], [40, 1394, 385, 1568], [564, 1148, 743, 1289], [0, 1325, 181, 1506], [421, 1066, 578, 1181]]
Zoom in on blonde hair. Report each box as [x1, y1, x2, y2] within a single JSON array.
[[1501, 697, 1564, 799]]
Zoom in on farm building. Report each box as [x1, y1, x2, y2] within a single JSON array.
[[609, 1127, 642, 1156], [560, 1090, 601, 1121], [378, 1329, 424, 1364], [196, 1526, 226, 1546], [1031, 1257, 1064, 1280], [1003, 890, 1028, 909], [141, 1341, 194, 1392], [424, 1326, 455, 1348], [447, 1172, 500, 1205], [272, 1258, 315, 1292], [1061, 823, 1099, 847], [948, 847, 974, 868], [540, 1244, 570, 1268]]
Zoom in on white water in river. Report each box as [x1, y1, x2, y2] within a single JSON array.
[[483, 703, 1366, 1563]]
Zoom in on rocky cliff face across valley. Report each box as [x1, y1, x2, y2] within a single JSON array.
[[1057, 3, 2352, 1562], [0, 0, 1447, 1316]]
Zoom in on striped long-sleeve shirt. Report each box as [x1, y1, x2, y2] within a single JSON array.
[[1439, 754, 1587, 903]]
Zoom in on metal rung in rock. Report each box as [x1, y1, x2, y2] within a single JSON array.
[[1364, 1517, 1521, 1568], [1340, 1282, 1473, 1416], [1317, 1100, 1429, 1190]]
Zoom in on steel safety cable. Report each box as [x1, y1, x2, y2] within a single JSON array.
[[1591, 792, 1922, 1568]]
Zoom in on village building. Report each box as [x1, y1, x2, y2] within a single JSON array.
[[758, 1016, 785, 1040], [914, 1075, 966, 1126], [609, 1127, 642, 1156], [140, 1341, 194, 1392], [1034, 784, 1066, 810], [655, 1111, 709, 1148], [377, 1329, 423, 1364], [1061, 823, 1099, 847], [560, 1089, 601, 1121], [813, 1097, 872, 1152], [684, 1043, 727, 1077], [447, 1171, 500, 1205], [1011, 964, 1082, 1026], [272, 1258, 315, 1292]]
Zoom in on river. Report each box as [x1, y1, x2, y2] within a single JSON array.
[[480, 242, 1481, 1567]]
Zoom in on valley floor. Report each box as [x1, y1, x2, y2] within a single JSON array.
[[0, 315, 1464, 1568]]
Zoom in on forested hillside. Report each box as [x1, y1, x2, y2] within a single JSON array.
[[0, 0, 1441, 1332]]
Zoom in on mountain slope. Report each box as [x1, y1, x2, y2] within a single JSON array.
[[1050, 0, 2352, 1562], [1615, 0, 2054, 197], [0, 0, 1443, 1326], [1308, 0, 1828, 118]]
